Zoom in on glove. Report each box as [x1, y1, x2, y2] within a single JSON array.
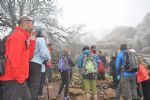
[[46, 60, 53, 68], [117, 75, 120, 80]]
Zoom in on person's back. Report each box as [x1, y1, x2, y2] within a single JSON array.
[[77, 45, 98, 100], [101, 56, 107, 65], [56, 48, 75, 100], [110, 58, 116, 75], [28, 26, 51, 100], [116, 44, 137, 100], [31, 37, 50, 64], [116, 51, 136, 77]]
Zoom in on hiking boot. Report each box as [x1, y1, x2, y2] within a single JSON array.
[[56, 93, 60, 98], [38, 95, 46, 99], [64, 97, 69, 100]]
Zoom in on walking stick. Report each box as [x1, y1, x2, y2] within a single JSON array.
[[46, 72, 50, 100]]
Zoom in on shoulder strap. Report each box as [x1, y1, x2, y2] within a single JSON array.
[[62, 55, 69, 66]]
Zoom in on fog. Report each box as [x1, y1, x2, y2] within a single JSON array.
[[58, 0, 150, 41]]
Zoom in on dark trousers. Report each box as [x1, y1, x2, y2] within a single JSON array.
[[141, 79, 150, 100], [27, 62, 41, 100], [1, 80, 31, 100], [38, 72, 46, 95], [98, 72, 105, 80], [112, 75, 119, 89], [58, 70, 71, 97], [0, 81, 2, 100]]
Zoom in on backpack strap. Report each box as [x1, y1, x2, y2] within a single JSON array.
[[62, 55, 70, 67]]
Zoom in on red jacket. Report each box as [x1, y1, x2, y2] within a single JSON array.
[[0, 26, 35, 84], [137, 64, 150, 83]]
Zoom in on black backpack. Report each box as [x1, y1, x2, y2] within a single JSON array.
[[123, 51, 139, 72], [0, 36, 8, 75]]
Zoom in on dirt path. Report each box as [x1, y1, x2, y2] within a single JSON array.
[[38, 80, 116, 100], [38, 81, 62, 100]]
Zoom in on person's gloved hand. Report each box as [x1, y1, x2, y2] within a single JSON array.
[[46, 60, 53, 68], [117, 75, 120, 80]]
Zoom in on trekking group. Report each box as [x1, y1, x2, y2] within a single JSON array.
[[0, 16, 150, 100]]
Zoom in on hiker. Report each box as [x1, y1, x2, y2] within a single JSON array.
[[47, 43, 53, 83], [77, 45, 98, 100], [38, 43, 53, 99], [56, 48, 75, 100], [0, 36, 2, 41], [99, 51, 107, 67], [0, 16, 36, 100], [116, 44, 138, 100], [0, 36, 2, 100], [137, 57, 150, 100], [28, 26, 51, 100], [98, 50, 106, 80], [109, 52, 119, 89]]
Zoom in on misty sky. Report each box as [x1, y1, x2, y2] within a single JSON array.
[[58, 0, 150, 40]]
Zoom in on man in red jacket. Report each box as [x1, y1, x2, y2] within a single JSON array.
[[0, 16, 36, 100]]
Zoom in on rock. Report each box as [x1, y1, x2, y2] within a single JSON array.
[[75, 96, 83, 100], [69, 93, 86, 100], [105, 75, 113, 83], [51, 97, 58, 100], [69, 88, 85, 96], [103, 95, 109, 100], [105, 88, 116, 98]]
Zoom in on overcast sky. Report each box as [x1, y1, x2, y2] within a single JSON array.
[[58, 0, 150, 40]]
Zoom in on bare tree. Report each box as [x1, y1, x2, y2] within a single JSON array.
[[0, 0, 85, 47]]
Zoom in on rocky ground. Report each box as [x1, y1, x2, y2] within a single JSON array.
[[38, 69, 116, 100]]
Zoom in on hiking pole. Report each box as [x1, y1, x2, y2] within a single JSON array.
[[46, 71, 50, 100]]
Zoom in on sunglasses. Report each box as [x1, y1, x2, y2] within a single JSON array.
[[24, 20, 34, 25]]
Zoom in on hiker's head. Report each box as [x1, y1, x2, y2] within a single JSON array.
[[91, 45, 96, 54], [62, 48, 71, 55], [83, 50, 91, 57], [99, 50, 104, 56], [82, 45, 90, 51], [112, 52, 117, 59], [138, 57, 147, 67], [120, 44, 127, 51], [18, 16, 34, 32], [48, 43, 53, 48], [34, 26, 45, 38], [48, 43, 53, 53]]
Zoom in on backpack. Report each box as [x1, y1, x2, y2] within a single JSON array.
[[98, 60, 104, 73], [123, 51, 138, 72], [0, 36, 8, 75], [58, 56, 70, 72], [82, 54, 97, 75]]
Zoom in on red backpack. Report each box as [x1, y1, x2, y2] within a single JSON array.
[[98, 60, 104, 73]]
